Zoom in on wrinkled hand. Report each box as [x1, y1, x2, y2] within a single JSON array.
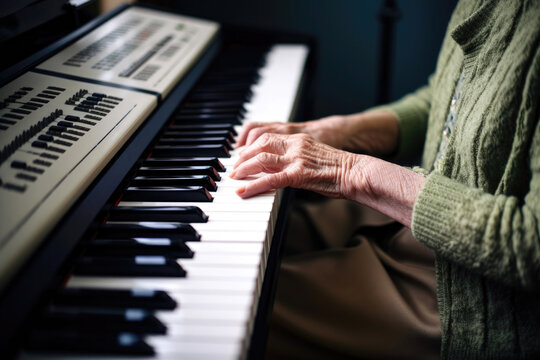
[[236, 116, 350, 149], [231, 133, 364, 199]]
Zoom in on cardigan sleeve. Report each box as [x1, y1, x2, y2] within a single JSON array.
[[379, 81, 432, 161], [411, 114, 540, 291]]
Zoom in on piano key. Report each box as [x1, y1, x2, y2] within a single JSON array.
[[130, 175, 218, 191], [37, 307, 167, 334], [107, 206, 209, 222], [95, 223, 200, 242], [16, 44, 309, 360], [143, 157, 226, 172], [195, 83, 254, 92], [182, 100, 246, 109], [68, 276, 256, 293], [74, 256, 187, 277], [152, 144, 230, 157], [104, 221, 269, 243], [118, 201, 275, 214], [168, 123, 237, 133], [25, 331, 154, 356], [157, 137, 233, 150], [172, 114, 243, 125], [86, 238, 194, 258], [53, 288, 178, 310], [187, 92, 251, 103], [177, 107, 245, 117], [137, 166, 221, 181], [161, 130, 235, 142], [121, 186, 213, 202]]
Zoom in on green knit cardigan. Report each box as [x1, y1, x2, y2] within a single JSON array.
[[385, 0, 540, 358]]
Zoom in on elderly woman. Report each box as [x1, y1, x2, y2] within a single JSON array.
[[231, 0, 540, 359]]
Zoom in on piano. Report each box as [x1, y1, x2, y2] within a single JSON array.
[[0, 3, 310, 359]]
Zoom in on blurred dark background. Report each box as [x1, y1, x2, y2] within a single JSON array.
[[1, 0, 458, 118], [138, 0, 458, 118]]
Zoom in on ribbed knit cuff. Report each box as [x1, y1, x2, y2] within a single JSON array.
[[381, 101, 427, 160], [411, 172, 471, 249]]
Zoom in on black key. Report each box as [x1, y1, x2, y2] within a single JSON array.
[[196, 83, 253, 92], [187, 92, 251, 103], [152, 144, 230, 158], [63, 293, 174, 319], [130, 175, 217, 191], [74, 256, 186, 277], [38, 307, 166, 334], [162, 130, 235, 143], [178, 107, 245, 117], [174, 114, 242, 125], [183, 100, 246, 109], [54, 288, 177, 310], [137, 166, 221, 181], [96, 222, 200, 242], [168, 123, 237, 135], [108, 205, 208, 222], [87, 238, 194, 258], [122, 186, 213, 202], [158, 137, 233, 150], [26, 330, 154, 355], [144, 157, 226, 172]]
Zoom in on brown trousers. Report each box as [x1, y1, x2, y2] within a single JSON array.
[[265, 197, 441, 359]]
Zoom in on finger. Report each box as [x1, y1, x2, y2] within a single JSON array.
[[245, 126, 271, 147], [230, 152, 285, 179], [236, 172, 291, 198], [235, 133, 287, 167], [236, 122, 262, 147]]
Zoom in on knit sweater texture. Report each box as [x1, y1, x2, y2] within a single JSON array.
[[384, 0, 540, 358]]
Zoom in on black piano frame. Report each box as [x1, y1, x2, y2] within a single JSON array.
[[0, 3, 315, 358]]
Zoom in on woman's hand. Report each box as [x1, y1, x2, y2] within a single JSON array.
[[236, 115, 349, 149], [231, 133, 363, 199], [236, 110, 400, 155], [231, 132, 426, 228]]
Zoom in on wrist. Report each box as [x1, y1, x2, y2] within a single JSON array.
[[343, 110, 399, 155], [345, 155, 426, 227]]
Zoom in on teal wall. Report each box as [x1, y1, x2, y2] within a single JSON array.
[[147, 0, 457, 119]]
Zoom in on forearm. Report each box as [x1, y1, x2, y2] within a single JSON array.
[[305, 109, 399, 156], [345, 155, 426, 228]]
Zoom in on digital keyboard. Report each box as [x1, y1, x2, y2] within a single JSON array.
[[0, 4, 309, 360]]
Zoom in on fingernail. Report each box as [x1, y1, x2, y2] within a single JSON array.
[[236, 187, 246, 195], [230, 170, 237, 178]]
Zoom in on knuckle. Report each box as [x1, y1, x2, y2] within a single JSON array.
[[256, 152, 271, 163]]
